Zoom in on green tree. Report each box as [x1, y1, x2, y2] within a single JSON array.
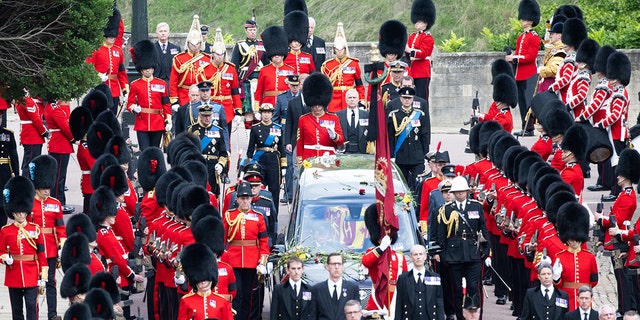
[[0, 0, 112, 101]]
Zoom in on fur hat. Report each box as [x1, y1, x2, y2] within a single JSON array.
[[89, 271, 121, 304], [3, 176, 35, 218], [526, 161, 548, 195], [176, 185, 209, 220], [105, 136, 131, 165], [66, 213, 97, 243], [131, 39, 159, 72], [491, 59, 514, 84], [181, 242, 219, 289], [575, 39, 600, 73], [168, 166, 194, 183], [69, 107, 93, 141], [516, 151, 542, 190], [576, 122, 612, 164], [560, 124, 589, 161], [176, 148, 206, 165], [492, 135, 520, 170], [284, 10, 309, 45], [284, 0, 307, 16], [99, 165, 128, 197], [543, 104, 573, 137], [378, 20, 407, 58], [487, 130, 509, 164], [261, 26, 289, 60], [60, 263, 91, 299], [606, 51, 631, 86], [167, 136, 199, 166], [94, 83, 114, 110], [154, 172, 183, 207], [553, 5, 579, 20], [478, 121, 503, 157], [137, 147, 167, 192], [364, 204, 397, 247], [63, 303, 92, 320], [192, 215, 225, 256], [518, 0, 541, 26], [89, 186, 117, 226], [530, 90, 559, 120], [545, 191, 577, 225], [90, 154, 119, 190], [502, 146, 527, 183], [302, 73, 333, 108], [542, 181, 574, 211], [191, 204, 220, 231], [81, 89, 109, 119], [182, 160, 208, 188], [532, 173, 563, 208], [616, 149, 640, 184], [104, 7, 121, 38], [86, 122, 115, 159], [557, 202, 590, 243], [411, 0, 436, 29], [492, 74, 518, 107], [84, 288, 115, 319], [561, 18, 587, 49], [468, 122, 483, 155], [60, 233, 91, 272], [168, 181, 190, 214], [593, 45, 616, 74], [29, 155, 57, 189], [95, 110, 122, 137]]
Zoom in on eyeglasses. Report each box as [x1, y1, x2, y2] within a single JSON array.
[[327, 262, 343, 266], [345, 311, 362, 315]]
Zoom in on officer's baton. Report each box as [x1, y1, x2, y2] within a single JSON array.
[[490, 265, 512, 292]]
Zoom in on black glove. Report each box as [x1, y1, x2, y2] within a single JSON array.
[[41, 131, 50, 139]]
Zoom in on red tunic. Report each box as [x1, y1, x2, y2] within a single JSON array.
[[30, 197, 66, 258], [77, 141, 95, 195], [89, 251, 106, 275], [554, 249, 598, 311], [140, 190, 163, 222], [223, 208, 269, 269], [254, 63, 294, 109], [407, 31, 434, 79], [550, 53, 577, 103], [595, 85, 629, 142], [599, 187, 636, 251], [560, 162, 583, 197], [321, 57, 365, 113], [44, 102, 73, 154], [283, 50, 315, 75], [123, 179, 138, 217], [170, 51, 216, 105], [215, 260, 237, 300], [178, 291, 233, 320], [419, 176, 442, 222], [15, 97, 46, 145], [531, 136, 553, 162], [209, 62, 243, 123], [513, 30, 540, 81], [128, 77, 171, 132], [295, 112, 345, 160], [566, 70, 591, 119], [96, 225, 136, 288], [113, 206, 134, 252], [86, 43, 128, 97], [361, 248, 407, 312], [550, 149, 563, 172], [0, 222, 48, 288], [581, 79, 612, 122], [479, 102, 514, 133]]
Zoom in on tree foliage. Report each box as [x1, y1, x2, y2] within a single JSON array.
[[0, 0, 112, 101]]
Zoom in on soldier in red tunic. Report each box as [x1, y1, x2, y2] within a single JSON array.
[[566, 40, 599, 119], [69, 106, 94, 214], [0, 176, 48, 320], [477, 74, 517, 133], [65, 213, 105, 275], [559, 124, 588, 198], [321, 22, 365, 113], [549, 18, 587, 105], [295, 73, 344, 163], [208, 28, 243, 135], [255, 26, 295, 117], [43, 100, 74, 209], [15, 91, 48, 178], [283, 11, 315, 76], [406, 0, 436, 104]]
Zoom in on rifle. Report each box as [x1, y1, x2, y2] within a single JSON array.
[[604, 215, 618, 247], [461, 91, 480, 135]]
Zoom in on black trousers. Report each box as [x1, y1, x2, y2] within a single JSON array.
[[137, 130, 164, 152], [206, 159, 221, 197], [449, 261, 482, 320], [21, 144, 42, 178], [516, 80, 533, 131], [258, 152, 281, 211], [45, 257, 58, 319], [162, 285, 178, 320], [596, 158, 614, 188], [613, 259, 636, 312], [82, 193, 91, 215], [432, 260, 456, 316], [50, 153, 69, 205], [233, 268, 263, 320], [8, 287, 38, 320], [397, 163, 425, 191], [491, 234, 510, 297], [511, 257, 528, 317], [610, 140, 626, 196], [111, 97, 120, 115]]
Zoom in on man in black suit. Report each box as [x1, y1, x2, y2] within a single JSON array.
[[337, 89, 369, 154], [271, 257, 313, 320], [284, 73, 310, 201], [301, 17, 326, 72], [153, 22, 181, 89], [394, 244, 445, 320], [174, 84, 202, 135], [564, 286, 598, 320], [311, 253, 360, 320], [521, 262, 569, 320], [201, 25, 213, 54]]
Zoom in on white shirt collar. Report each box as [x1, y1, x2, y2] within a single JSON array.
[[289, 279, 302, 293], [413, 267, 426, 282], [540, 285, 554, 296], [328, 278, 342, 293]]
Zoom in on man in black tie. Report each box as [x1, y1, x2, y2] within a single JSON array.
[[284, 73, 310, 202], [564, 286, 598, 320], [153, 22, 181, 88], [337, 89, 369, 154], [311, 253, 360, 320], [521, 262, 569, 320], [271, 257, 313, 320], [301, 17, 326, 72]]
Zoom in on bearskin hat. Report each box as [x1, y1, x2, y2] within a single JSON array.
[[493, 74, 518, 107], [261, 26, 289, 60], [105, 136, 131, 165], [137, 147, 167, 192], [576, 122, 612, 164], [66, 213, 97, 243], [99, 165, 128, 197], [616, 149, 640, 184], [176, 184, 209, 220], [378, 20, 407, 58], [518, 0, 541, 26], [69, 107, 93, 141], [182, 160, 208, 189], [60, 263, 91, 299], [302, 73, 333, 108], [29, 155, 57, 189], [478, 121, 503, 157], [516, 152, 543, 190], [192, 215, 225, 256], [606, 51, 631, 86], [545, 191, 577, 225], [84, 288, 115, 319], [90, 154, 119, 190], [560, 124, 589, 161], [181, 242, 219, 289], [167, 134, 199, 166], [557, 202, 590, 243], [89, 186, 117, 226], [131, 39, 159, 72], [575, 39, 600, 73], [61, 233, 91, 272], [176, 148, 206, 166], [491, 59, 514, 84], [284, 10, 309, 45], [593, 45, 616, 75], [94, 83, 114, 110], [411, 0, 436, 29], [530, 90, 559, 120], [492, 135, 520, 170], [89, 271, 121, 304], [168, 181, 190, 214], [554, 5, 579, 20], [284, 0, 307, 16], [63, 303, 92, 320], [191, 204, 220, 232], [95, 110, 122, 137], [502, 146, 527, 183], [364, 204, 398, 247], [3, 176, 35, 218], [526, 162, 551, 195], [168, 165, 194, 183], [570, 5, 583, 20], [543, 104, 573, 137], [541, 181, 575, 212], [81, 89, 109, 120], [104, 7, 121, 38], [487, 130, 509, 163], [561, 18, 587, 49], [155, 172, 183, 207], [468, 122, 483, 155], [86, 122, 114, 159], [533, 174, 563, 208]]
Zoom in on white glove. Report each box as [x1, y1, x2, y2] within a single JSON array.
[[233, 115, 244, 126], [171, 103, 180, 112], [174, 274, 185, 286], [98, 73, 109, 82], [552, 258, 563, 281], [257, 264, 268, 275], [327, 127, 337, 140], [485, 257, 492, 267], [267, 262, 274, 274], [3, 256, 13, 266], [165, 122, 173, 132], [254, 113, 262, 121], [281, 169, 287, 177], [132, 104, 142, 114], [379, 235, 392, 251], [215, 163, 223, 174], [540, 255, 552, 266], [38, 279, 46, 287]]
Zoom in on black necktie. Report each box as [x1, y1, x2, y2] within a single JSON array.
[[417, 272, 422, 284], [544, 288, 550, 300], [307, 37, 312, 47], [584, 313, 589, 320], [351, 110, 356, 129], [293, 283, 297, 296], [333, 284, 338, 301], [161, 43, 166, 52]]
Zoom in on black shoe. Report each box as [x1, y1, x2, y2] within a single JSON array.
[[584, 171, 591, 178], [279, 198, 288, 204], [496, 296, 507, 305], [446, 315, 455, 320], [602, 194, 617, 202], [483, 277, 493, 286], [510, 305, 514, 310], [587, 184, 607, 191], [64, 186, 69, 191], [62, 205, 75, 214]]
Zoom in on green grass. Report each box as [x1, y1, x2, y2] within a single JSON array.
[[119, 0, 573, 51]]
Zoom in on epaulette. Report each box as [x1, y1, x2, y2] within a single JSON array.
[[625, 187, 633, 195], [147, 190, 155, 198], [1, 224, 10, 230], [236, 40, 247, 44], [576, 70, 591, 82], [251, 122, 261, 128], [100, 228, 108, 235], [388, 109, 399, 117], [424, 176, 438, 182], [131, 78, 143, 84], [259, 195, 273, 203]]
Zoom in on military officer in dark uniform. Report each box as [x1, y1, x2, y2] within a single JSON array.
[[247, 103, 286, 207], [188, 104, 229, 197], [388, 87, 430, 190], [435, 176, 490, 320], [0, 112, 19, 225], [521, 262, 569, 320], [381, 61, 408, 106]]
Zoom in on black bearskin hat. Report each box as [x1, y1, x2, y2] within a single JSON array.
[[478, 121, 503, 157], [176, 148, 206, 166], [261, 26, 289, 60], [99, 165, 128, 197], [575, 39, 600, 73], [94, 83, 114, 111], [616, 149, 640, 184], [69, 107, 93, 141], [81, 89, 109, 120], [560, 124, 589, 161], [543, 104, 573, 137], [518, 0, 541, 26], [530, 90, 558, 120], [89, 186, 117, 226], [61, 233, 91, 272], [86, 122, 114, 159], [593, 45, 616, 74], [168, 166, 194, 183], [182, 160, 208, 188], [176, 184, 209, 220], [84, 288, 115, 319], [284, 10, 309, 45], [181, 242, 219, 289], [557, 202, 590, 243], [533, 174, 563, 208], [192, 215, 225, 256], [516, 151, 543, 190], [526, 162, 551, 196], [468, 122, 483, 155], [95, 110, 122, 137], [167, 132, 200, 165], [131, 39, 159, 72], [545, 191, 577, 225], [303, 73, 333, 108], [155, 172, 183, 207], [554, 5, 579, 20], [3, 176, 35, 218], [492, 135, 520, 170], [493, 74, 518, 107], [89, 271, 121, 304], [90, 154, 119, 190], [63, 303, 92, 320], [491, 59, 514, 84], [60, 263, 91, 299], [606, 51, 631, 86], [66, 213, 97, 243], [378, 20, 407, 58], [29, 155, 57, 189], [542, 181, 574, 212], [137, 147, 167, 192], [168, 181, 190, 214], [364, 204, 398, 246], [105, 136, 131, 165], [502, 146, 527, 183], [104, 7, 121, 38], [191, 204, 220, 231], [284, 0, 307, 16], [411, 0, 436, 29], [561, 18, 587, 49]]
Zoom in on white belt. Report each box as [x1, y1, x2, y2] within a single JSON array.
[[49, 129, 61, 132], [303, 144, 335, 151], [81, 170, 91, 174], [20, 121, 33, 124]]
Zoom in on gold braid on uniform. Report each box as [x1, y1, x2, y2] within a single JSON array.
[[437, 206, 459, 238], [393, 115, 410, 137], [238, 43, 258, 63], [18, 225, 39, 250], [225, 211, 245, 242]]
